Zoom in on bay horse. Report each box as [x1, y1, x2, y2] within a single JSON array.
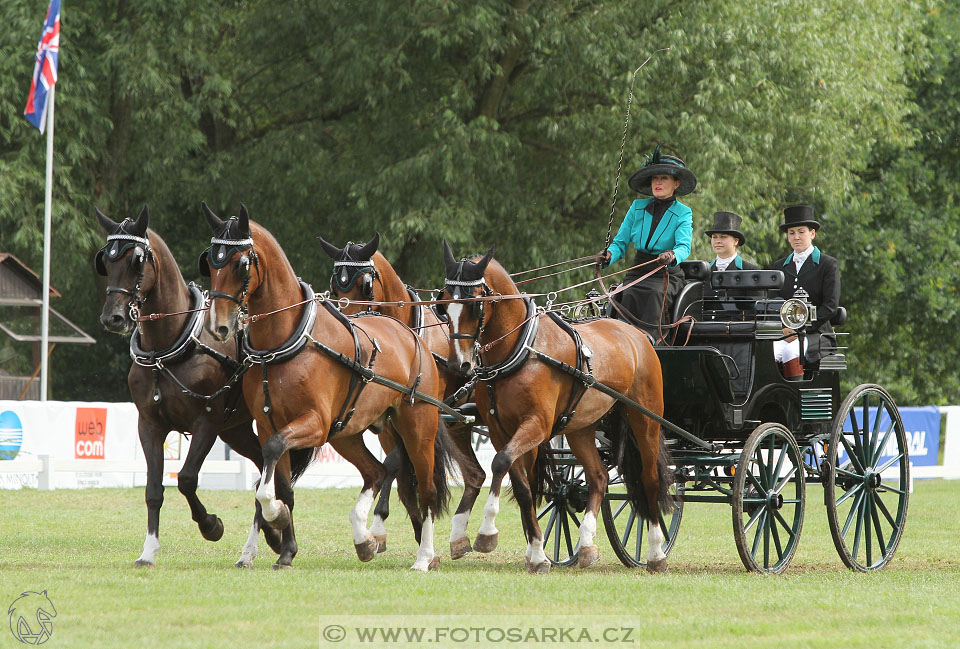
[[95, 206, 311, 568], [317, 233, 485, 559], [201, 204, 453, 570], [439, 242, 675, 573]]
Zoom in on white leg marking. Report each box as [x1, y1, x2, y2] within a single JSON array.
[[528, 536, 547, 566], [449, 512, 470, 543], [411, 513, 437, 571], [370, 514, 387, 538], [578, 511, 597, 549], [349, 489, 375, 544], [256, 468, 284, 523], [648, 519, 667, 562], [137, 533, 160, 565], [237, 522, 259, 568], [477, 492, 500, 536]]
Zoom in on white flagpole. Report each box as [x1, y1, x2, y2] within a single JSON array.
[[39, 85, 55, 402]]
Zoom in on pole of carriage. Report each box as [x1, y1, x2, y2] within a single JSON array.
[[39, 85, 55, 401]]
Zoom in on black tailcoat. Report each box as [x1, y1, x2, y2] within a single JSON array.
[[769, 247, 840, 361]]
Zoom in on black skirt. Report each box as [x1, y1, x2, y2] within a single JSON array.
[[614, 251, 684, 337]]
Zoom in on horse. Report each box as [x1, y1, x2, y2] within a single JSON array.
[[95, 205, 310, 569], [201, 203, 453, 570], [316, 233, 486, 559], [438, 242, 675, 573]]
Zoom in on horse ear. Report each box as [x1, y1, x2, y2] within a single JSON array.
[[132, 204, 150, 235], [201, 202, 223, 232], [238, 203, 250, 235], [442, 240, 458, 275], [356, 232, 380, 260], [475, 244, 496, 273], [95, 207, 119, 233], [316, 235, 342, 259]]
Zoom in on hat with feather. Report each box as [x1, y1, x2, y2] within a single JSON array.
[[627, 144, 697, 196]]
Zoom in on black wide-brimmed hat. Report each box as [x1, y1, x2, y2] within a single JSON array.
[[627, 145, 697, 196], [779, 205, 820, 232], [704, 211, 746, 246]]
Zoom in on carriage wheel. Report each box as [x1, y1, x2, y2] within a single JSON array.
[[601, 477, 682, 568], [825, 384, 909, 571], [536, 442, 587, 567], [732, 423, 805, 573]]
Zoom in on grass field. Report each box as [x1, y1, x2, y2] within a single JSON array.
[[1, 479, 958, 648]]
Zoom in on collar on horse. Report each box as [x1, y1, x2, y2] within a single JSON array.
[[473, 297, 539, 380], [241, 281, 318, 365], [95, 221, 156, 323]]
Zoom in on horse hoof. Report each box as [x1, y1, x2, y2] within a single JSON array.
[[133, 559, 155, 568], [201, 516, 224, 542], [527, 560, 551, 575], [428, 556, 440, 571], [578, 545, 600, 569], [450, 536, 473, 560], [262, 526, 283, 554], [355, 535, 379, 562], [267, 504, 291, 530], [235, 558, 253, 569], [272, 561, 293, 571], [374, 535, 387, 553], [646, 558, 668, 574], [474, 532, 498, 553]]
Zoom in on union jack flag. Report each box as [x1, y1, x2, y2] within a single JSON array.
[[24, 0, 61, 133]]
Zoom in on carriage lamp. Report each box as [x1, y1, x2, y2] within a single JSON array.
[[779, 298, 810, 329]]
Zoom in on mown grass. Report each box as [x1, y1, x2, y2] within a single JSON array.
[[0, 479, 958, 648]]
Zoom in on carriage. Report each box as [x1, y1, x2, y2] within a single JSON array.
[[513, 261, 911, 573]]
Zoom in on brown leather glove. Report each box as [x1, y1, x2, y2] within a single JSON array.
[[595, 250, 611, 268], [657, 250, 675, 266]]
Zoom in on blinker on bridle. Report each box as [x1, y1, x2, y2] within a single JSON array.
[[332, 258, 379, 302], [444, 260, 490, 341], [200, 220, 260, 317], [96, 224, 155, 325]]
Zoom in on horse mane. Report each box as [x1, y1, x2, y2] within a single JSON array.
[[249, 220, 298, 282], [477, 257, 520, 297], [144, 228, 186, 286]]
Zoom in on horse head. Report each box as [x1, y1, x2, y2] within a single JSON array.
[[94, 205, 155, 334], [317, 233, 381, 313], [199, 202, 261, 341], [438, 241, 496, 376]]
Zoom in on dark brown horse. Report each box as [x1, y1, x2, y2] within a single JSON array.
[[317, 233, 485, 559], [202, 204, 452, 570], [95, 206, 306, 568], [439, 242, 674, 573]]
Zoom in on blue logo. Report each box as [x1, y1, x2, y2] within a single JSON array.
[[8, 590, 56, 645], [0, 410, 24, 461]]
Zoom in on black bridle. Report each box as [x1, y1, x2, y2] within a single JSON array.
[[331, 255, 379, 303], [95, 228, 156, 325], [442, 260, 492, 345], [199, 228, 261, 324]]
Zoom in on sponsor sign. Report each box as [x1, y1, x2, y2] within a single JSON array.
[[74, 408, 107, 459]]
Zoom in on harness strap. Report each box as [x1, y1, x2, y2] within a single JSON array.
[[547, 311, 593, 433], [524, 346, 718, 451]]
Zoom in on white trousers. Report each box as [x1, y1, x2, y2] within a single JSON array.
[[773, 337, 806, 363]]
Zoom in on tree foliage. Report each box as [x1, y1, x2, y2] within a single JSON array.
[[0, 0, 951, 403]]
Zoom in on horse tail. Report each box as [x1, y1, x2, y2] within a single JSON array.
[[288, 447, 317, 485], [429, 418, 456, 518], [611, 405, 676, 521], [531, 441, 556, 506]]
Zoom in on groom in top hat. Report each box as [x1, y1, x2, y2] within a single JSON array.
[[701, 211, 759, 317], [769, 205, 841, 380]]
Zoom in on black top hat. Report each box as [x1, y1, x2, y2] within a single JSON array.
[[704, 211, 746, 246], [627, 145, 697, 196], [779, 205, 820, 232]]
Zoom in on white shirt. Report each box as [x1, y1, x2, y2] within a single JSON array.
[[792, 246, 814, 272], [714, 254, 737, 272]]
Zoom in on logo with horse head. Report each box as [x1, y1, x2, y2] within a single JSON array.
[[7, 590, 56, 645]]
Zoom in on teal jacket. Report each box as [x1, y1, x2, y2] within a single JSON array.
[[607, 197, 693, 267]]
